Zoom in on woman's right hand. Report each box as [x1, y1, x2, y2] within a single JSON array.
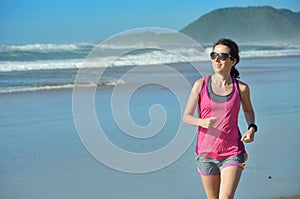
[[198, 117, 217, 128]]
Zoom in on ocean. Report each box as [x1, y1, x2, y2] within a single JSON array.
[[1, 41, 300, 199], [1, 42, 300, 93]]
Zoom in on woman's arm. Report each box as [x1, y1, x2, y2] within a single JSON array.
[[183, 78, 217, 128], [239, 81, 256, 143]]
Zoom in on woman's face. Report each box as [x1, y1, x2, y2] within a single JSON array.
[[211, 44, 236, 75]]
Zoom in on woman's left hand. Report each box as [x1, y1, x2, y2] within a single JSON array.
[[241, 130, 255, 143]]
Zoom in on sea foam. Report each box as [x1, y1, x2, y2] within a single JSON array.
[[1, 43, 300, 72]]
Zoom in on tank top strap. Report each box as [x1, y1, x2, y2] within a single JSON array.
[[204, 76, 209, 86], [232, 78, 241, 99], [199, 76, 209, 95]]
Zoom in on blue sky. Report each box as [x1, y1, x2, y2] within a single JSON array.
[[1, 0, 299, 44]]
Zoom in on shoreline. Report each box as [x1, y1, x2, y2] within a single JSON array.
[[1, 55, 300, 95]]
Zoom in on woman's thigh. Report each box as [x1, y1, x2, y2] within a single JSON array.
[[201, 175, 220, 199], [219, 166, 243, 199]]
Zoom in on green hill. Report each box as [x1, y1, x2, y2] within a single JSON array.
[[180, 6, 300, 44]]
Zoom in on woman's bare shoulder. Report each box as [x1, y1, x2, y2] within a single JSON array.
[[237, 79, 249, 90], [237, 79, 250, 98], [192, 77, 205, 93]]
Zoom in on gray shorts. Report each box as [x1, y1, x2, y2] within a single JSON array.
[[195, 153, 247, 176]]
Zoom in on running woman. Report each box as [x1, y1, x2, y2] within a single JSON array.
[[183, 38, 257, 199]]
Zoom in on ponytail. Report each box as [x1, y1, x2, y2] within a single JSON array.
[[230, 66, 240, 79]]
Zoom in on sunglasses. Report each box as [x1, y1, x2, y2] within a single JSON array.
[[210, 52, 233, 61]]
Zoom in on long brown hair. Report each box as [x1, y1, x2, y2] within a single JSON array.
[[213, 38, 240, 78]]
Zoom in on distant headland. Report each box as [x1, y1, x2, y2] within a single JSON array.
[[180, 6, 300, 44]]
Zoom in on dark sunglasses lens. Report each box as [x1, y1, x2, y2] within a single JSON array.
[[210, 52, 217, 60], [219, 53, 228, 61]]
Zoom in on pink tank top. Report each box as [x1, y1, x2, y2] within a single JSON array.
[[196, 76, 245, 160]]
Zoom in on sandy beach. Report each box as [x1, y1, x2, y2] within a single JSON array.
[[1, 56, 300, 199]]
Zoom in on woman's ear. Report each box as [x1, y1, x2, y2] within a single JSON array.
[[231, 58, 237, 66]]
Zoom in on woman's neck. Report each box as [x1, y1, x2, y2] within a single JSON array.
[[211, 73, 232, 86]]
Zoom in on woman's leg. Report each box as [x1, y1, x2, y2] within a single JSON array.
[[201, 175, 220, 199], [219, 166, 243, 199]]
